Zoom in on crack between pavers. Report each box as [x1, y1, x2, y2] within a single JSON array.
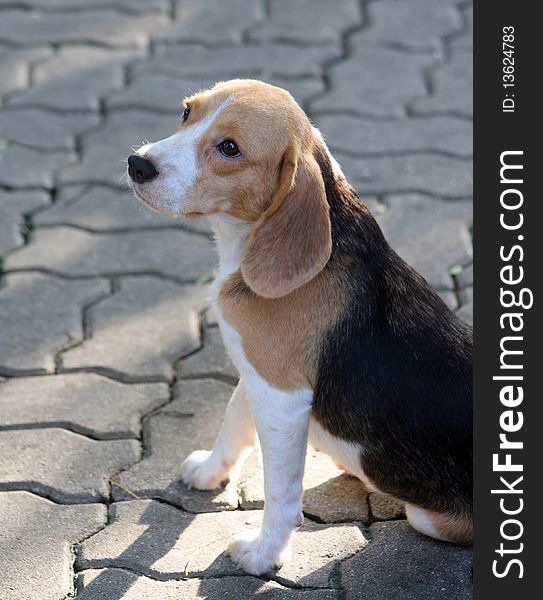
[[327, 147, 473, 161], [2, 267, 212, 286], [0, 422, 139, 441], [35, 221, 213, 239], [303, 0, 371, 117], [0, 481, 109, 504]]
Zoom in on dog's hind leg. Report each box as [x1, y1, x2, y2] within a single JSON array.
[[406, 503, 473, 546]]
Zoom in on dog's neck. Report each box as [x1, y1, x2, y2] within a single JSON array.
[[208, 214, 252, 299]]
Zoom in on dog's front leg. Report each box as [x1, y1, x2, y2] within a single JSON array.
[[227, 384, 312, 575], [181, 380, 256, 490]]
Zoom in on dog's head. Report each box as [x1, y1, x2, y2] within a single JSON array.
[[128, 79, 335, 298]]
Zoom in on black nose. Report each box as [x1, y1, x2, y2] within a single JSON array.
[[127, 154, 158, 183]]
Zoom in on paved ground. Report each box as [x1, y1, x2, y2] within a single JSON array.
[[0, 1, 473, 599]]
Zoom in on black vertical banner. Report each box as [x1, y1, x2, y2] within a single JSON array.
[[474, 1, 540, 597]]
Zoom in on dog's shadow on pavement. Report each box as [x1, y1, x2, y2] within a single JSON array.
[[75, 477, 362, 599]]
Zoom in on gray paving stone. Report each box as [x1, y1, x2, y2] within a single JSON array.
[[0, 10, 167, 47], [359, 0, 460, 51], [5, 226, 216, 280], [239, 448, 370, 523], [341, 520, 472, 600], [368, 492, 405, 520], [161, 0, 263, 45], [0, 491, 106, 600], [177, 327, 238, 383], [449, 4, 473, 51], [34, 185, 212, 234], [0, 189, 49, 255], [59, 110, 179, 186], [0, 374, 168, 438], [112, 380, 238, 511], [8, 46, 144, 112], [411, 52, 473, 117], [0, 46, 52, 99], [456, 287, 473, 326], [0, 109, 99, 150], [311, 46, 435, 117], [0, 428, 139, 502], [77, 568, 339, 599], [374, 194, 472, 289], [436, 289, 458, 311], [107, 73, 324, 112], [204, 304, 219, 327], [134, 43, 341, 79], [0, 273, 108, 374], [4, 0, 169, 12], [336, 153, 472, 197], [315, 114, 472, 157], [251, 0, 361, 44], [78, 499, 365, 586], [456, 263, 473, 288], [0, 144, 74, 188], [61, 277, 208, 380]]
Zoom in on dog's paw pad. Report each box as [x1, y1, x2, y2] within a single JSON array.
[[227, 529, 290, 576], [180, 450, 227, 490]]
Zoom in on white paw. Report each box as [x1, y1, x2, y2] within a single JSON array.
[[227, 529, 290, 576], [180, 450, 227, 490]]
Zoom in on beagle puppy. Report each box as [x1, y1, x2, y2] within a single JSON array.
[[127, 79, 473, 576]]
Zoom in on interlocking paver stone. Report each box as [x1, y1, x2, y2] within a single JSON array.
[[0, 189, 49, 255], [112, 380, 238, 511], [34, 185, 169, 229], [311, 46, 436, 117], [456, 287, 473, 326], [78, 499, 365, 587], [177, 327, 237, 383], [8, 46, 144, 112], [77, 569, 339, 599], [134, 43, 341, 79], [61, 277, 207, 380], [315, 114, 472, 157], [35, 184, 212, 235], [359, 0, 461, 51], [0, 374, 168, 438], [341, 521, 472, 599], [0, 144, 74, 188], [5, 227, 216, 280], [411, 51, 473, 117], [4, 0, 169, 12], [0, 46, 52, 99], [107, 73, 324, 112], [0, 429, 139, 502], [0, 109, 99, 150], [0, 273, 108, 374], [251, 0, 361, 44], [0, 491, 106, 600], [0, 10, 167, 47], [337, 153, 472, 197], [374, 194, 472, 288], [162, 0, 263, 45], [450, 4, 473, 51], [240, 449, 370, 523], [368, 492, 405, 520]]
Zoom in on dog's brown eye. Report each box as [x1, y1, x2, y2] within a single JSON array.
[[218, 140, 241, 158], [182, 106, 190, 122]]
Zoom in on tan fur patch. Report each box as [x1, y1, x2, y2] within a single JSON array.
[[219, 265, 350, 390], [430, 510, 473, 546], [432, 510, 473, 546]]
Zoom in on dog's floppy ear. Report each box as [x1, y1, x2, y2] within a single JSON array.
[[241, 147, 332, 298]]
